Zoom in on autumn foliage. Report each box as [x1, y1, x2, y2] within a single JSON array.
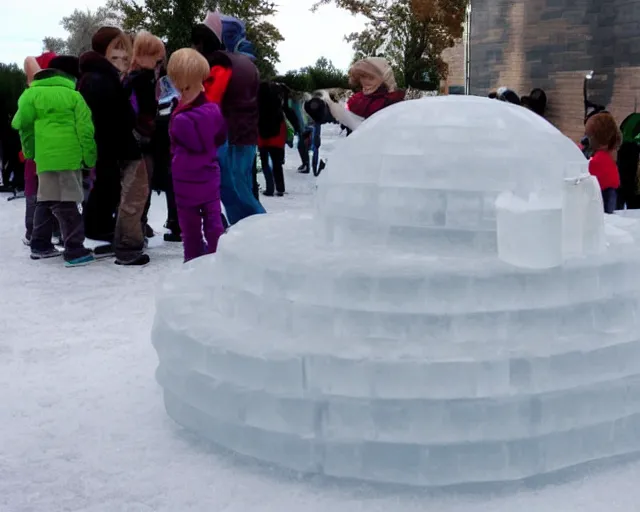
[[313, 0, 469, 88]]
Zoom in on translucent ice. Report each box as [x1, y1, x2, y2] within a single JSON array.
[[153, 96, 640, 487]]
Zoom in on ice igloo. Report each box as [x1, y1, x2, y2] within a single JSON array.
[[152, 96, 640, 487]]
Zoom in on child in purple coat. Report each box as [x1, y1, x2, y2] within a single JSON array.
[[167, 48, 227, 262]]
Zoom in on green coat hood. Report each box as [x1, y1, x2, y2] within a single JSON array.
[[12, 69, 96, 173]]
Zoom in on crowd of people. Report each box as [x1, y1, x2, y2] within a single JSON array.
[[5, 15, 407, 267]]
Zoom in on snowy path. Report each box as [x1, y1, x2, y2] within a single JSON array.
[[2, 129, 640, 511]]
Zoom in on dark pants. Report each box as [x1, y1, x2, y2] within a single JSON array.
[[259, 147, 285, 195], [31, 201, 89, 261], [141, 154, 154, 228], [84, 158, 121, 241], [602, 187, 617, 214], [165, 172, 181, 235], [25, 195, 36, 240], [616, 186, 640, 210], [26, 192, 60, 241]]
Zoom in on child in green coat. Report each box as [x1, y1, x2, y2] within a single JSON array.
[[12, 56, 97, 266]]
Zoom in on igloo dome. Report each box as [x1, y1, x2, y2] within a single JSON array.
[[153, 96, 640, 487], [316, 96, 588, 254]]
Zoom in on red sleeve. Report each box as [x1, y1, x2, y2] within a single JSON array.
[[589, 151, 620, 190], [203, 65, 233, 105]]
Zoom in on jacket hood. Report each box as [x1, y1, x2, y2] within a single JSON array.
[[79, 51, 120, 79], [31, 69, 76, 89]]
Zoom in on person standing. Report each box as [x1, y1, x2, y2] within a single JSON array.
[[12, 56, 96, 266], [79, 27, 150, 265], [78, 27, 134, 243], [257, 81, 286, 196], [167, 49, 227, 262], [191, 11, 265, 225], [123, 31, 166, 239]]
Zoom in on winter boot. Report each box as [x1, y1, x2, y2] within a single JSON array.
[[163, 232, 182, 242], [115, 254, 151, 266]]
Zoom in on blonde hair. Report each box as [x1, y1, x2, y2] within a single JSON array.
[[130, 30, 165, 70], [167, 48, 210, 90]]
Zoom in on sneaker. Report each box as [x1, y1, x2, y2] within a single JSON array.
[[30, 248, 62, 260], [163, 232, 182, 242], [115, 254, 150, 266], [276, 191, 285, 197], [262, 190, 274, 197], [297, 164, 306, 171], [22, 237, 31, 246], [144, 224, 155, 238], [298, 165, 310, 174], [52, 235, 64, 247], [314, 160, 326, 177], [64, 254, 95, 267]]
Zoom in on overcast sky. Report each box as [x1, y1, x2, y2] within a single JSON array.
[[0, 0, 366, 73]]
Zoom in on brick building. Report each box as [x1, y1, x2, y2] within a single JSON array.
[[443, 0, 640, 141]]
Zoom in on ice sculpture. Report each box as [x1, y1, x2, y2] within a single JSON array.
[[153, 96, 640, 486]]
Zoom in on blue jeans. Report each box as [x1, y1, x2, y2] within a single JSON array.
[[311, 124, 322, 173], [219, 143, 266, 225], [602, 188, 617, 214]]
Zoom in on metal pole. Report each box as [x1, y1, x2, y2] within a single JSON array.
[[464, 1, 471, 94]]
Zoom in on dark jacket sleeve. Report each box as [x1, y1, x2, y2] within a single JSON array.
[[283, 104, 300, 134], [78, 72, 140, 161]]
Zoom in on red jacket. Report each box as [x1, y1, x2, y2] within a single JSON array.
[[258, 120, 286, 149], [347, 87, 405, 119], [589, 150, 620, 190]]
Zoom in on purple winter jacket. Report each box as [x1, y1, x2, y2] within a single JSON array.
[[170, 93, 227, 207]]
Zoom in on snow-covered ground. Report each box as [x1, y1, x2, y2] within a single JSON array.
[[2, 126, 640, 511]]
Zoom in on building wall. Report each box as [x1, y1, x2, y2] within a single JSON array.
[[441, 42, 466, 93], [465, 0, 640, 141]]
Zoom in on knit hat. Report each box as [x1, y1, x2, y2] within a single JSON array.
[[92, 26, 124, 56], [35, 51, 57, 69], [48, 55, 81, 79], [202, 11, 223, 43]]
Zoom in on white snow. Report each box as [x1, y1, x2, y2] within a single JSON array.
[[3, 120, 640, 509]]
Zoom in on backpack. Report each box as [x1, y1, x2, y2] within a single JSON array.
[[220, 14, 256, 59]]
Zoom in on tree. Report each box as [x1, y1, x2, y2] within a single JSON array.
[[313, 0, 468, 89], [42, 7, 122, 57], [276, 57, 350, 92], [0, 64, 26, 119], [42, 37, 68, 54], [109, 0, 283, 77]]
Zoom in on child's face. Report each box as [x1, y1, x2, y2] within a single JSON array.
[[137, 53, 165, 71], [359, 72, 378, 92], [179, 83, 203, 105], [107, 47, 129, 73]]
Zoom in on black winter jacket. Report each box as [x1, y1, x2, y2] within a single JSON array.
[[78, 51, 140, 162]]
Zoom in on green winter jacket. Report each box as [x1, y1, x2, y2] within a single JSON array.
[[12, 70, 97, 173]]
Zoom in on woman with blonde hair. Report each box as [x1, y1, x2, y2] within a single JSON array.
[[123, 30, 166, 238]]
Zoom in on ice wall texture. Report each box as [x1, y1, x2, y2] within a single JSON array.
[[153, 97, 640, 486]]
